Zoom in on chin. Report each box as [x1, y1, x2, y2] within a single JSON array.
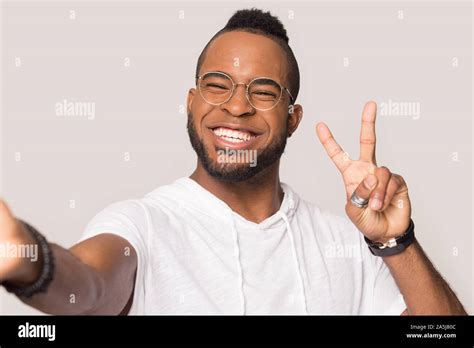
[[205, 161, 261, 183]]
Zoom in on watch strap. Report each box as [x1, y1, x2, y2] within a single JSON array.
[[364, 219, 415, 257]]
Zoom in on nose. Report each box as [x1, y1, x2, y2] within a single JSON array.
[[220, 84, 255, 117]]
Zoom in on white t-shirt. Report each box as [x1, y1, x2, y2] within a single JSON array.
[[79, 177, 407, 315]]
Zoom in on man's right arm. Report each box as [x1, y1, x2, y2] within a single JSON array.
[[0, 199, 137, 315]]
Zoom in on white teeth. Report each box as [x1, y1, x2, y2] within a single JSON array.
[[212, 127, 256, 142], [223, 136, 244, 143]]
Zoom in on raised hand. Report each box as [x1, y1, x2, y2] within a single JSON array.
[[316, 101, 412, 243]]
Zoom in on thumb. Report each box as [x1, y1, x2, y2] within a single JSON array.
[[0, 199, 15, 221], [0, 199, 21, 233]]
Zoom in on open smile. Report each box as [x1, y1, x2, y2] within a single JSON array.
[[207, 123, 263, 150]]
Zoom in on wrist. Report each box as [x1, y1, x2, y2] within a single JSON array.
[[364, 219, 415, 257], [4, 223, 44, 285], [7, 246, 43, 286], [381, 238, 417, 259], [2, 220, 55, 298]]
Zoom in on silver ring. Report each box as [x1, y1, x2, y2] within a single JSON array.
[[350, 191, 369, 208]]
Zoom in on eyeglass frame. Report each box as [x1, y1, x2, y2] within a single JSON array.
[[195, 71, 295, 111]]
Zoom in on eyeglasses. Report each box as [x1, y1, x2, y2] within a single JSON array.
[[196, 71, 294, 111]]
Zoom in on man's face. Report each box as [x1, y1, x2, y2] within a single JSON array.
[[187, 31, 302, 182]]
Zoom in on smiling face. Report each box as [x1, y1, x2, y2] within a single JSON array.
[[187, 30, 302, 182]]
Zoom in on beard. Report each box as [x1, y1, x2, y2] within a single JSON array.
[[187, 112, 288, 183]]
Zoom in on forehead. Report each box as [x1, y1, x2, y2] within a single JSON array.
[[200, 31, 288, 84]]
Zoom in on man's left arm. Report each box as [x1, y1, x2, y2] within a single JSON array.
[[316, 101, 467, 316], [383, 240, 466, 315]]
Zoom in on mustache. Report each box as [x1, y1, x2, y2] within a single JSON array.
[[186, 111, 288, 183]]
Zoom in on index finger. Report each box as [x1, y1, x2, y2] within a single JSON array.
[[316, 122, 351, 173], [359, 101, 377, 164]]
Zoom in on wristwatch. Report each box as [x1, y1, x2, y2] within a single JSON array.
[[364, 219, 415, 257]]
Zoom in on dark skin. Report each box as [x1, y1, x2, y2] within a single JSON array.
[[188, 31, 303, 223], [187, 30, 466, 315], [0, 29, 466, 316]]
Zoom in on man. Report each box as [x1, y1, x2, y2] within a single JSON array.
[[0, 8, 467, 315]]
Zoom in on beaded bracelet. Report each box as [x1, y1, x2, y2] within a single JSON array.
[[1, 220, 55, 298]]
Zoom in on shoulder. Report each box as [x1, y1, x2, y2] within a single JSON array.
[[101, 177, 191, 218]]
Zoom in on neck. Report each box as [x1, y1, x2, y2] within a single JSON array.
[[190, 162, 284, 224]]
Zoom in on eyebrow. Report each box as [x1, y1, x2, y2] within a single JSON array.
[[251, 78, 280, 88], [205, 71, 231, 78], [202, 70, 283, 86]]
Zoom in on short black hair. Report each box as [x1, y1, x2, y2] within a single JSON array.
[[195, 8, 300, 103]]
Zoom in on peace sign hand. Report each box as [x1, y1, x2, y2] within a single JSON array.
[[316, 101, 412, 243]]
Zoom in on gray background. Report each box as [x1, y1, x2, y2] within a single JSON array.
[[0, 0, 472, 314]]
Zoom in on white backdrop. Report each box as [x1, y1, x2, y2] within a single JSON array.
[[0, 0, 472, 314]]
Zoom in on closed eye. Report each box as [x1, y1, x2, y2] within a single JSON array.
[[206, 83, 229, 90]]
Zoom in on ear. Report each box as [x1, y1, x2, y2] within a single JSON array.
[[187, 88, 196, 114], [287, 104, 303, 137]]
